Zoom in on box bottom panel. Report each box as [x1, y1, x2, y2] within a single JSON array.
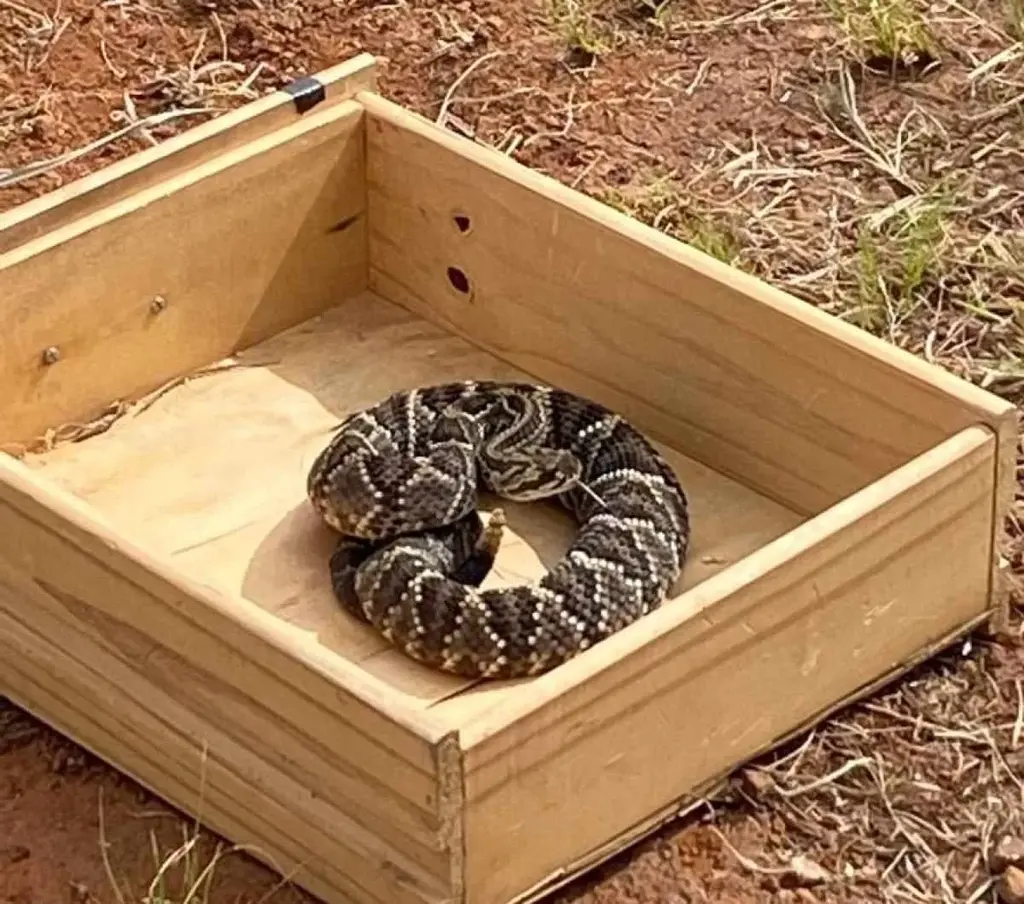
[[16, 291, 805, 722]]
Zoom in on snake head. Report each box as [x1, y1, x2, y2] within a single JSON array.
[[490, 448, 583, 502]]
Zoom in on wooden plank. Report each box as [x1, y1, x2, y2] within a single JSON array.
[[0, 559, 450, 883], [0, 452, 461, 899], [1, 633, 451, 904], [984, 408, 1018, 635], [0, 53, 377, 252], [0, 442, 448, 757], [512, 608, 990, 904], [359, 92, 1017, 521], [454, 426, 996, 904], [0, 98, 368, 448]]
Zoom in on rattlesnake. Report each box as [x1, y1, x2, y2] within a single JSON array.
[[306, 380, 690, 679]]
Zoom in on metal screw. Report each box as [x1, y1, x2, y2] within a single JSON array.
[[150, 295, 168, 314], [41, 345, 61, 365]]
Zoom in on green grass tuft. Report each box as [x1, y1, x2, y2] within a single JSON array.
[[599, 170, 743, 266], [636, 0, 674, 30], [824, 0, 936, 64], [849, 193, 951, 332], [550, 0, 613, 59], [679, 213, 743, 265]]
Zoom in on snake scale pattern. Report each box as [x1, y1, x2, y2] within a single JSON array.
[[306, 379, 690, 679]]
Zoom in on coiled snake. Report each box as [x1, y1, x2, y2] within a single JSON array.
[[306, 380, 690, 679]]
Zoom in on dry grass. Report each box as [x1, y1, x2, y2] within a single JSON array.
[[0, 8, 267, 191], [1008, 0, 1024, 40], [103, 812, 223, 904], [716, 625, 1024, 902], [0, 0, 71, 73], [94, 756, 306, 904]]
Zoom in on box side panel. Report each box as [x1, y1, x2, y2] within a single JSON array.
[[1, 653, 446, 904], [0, 456, 460, 904], [0, 53, 377, 251], [360, 92, 1016, 520], [458, 426, 995, 904], [0, 100, 368, 450]]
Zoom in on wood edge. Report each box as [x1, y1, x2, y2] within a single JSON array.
[[508, 610, 991, 904], [0, 52, 378, 251], [357, 89, 1016, 436], [0, 452, 451, 746], [457, 424, 997, 751], [434, 731, 466, 903], [2, 98, 366, 272], [980, 408, 1019, 638]]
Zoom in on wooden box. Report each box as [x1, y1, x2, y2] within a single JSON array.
[[0, 53, 1016, 904]]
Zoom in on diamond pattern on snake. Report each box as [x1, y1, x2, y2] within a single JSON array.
[[306, 380, 691, 679]]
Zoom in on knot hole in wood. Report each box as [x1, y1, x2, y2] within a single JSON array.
[[446, 266, 472, 298]]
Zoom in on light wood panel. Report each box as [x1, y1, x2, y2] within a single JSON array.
[[456, 426, 996, 904], [509, 608, 991, 904], [0, 53, 377, 252], [23, 292, 804, 712], [360, 91, 1016, 521], [361, 90, 1018, 638], [0, 451, 459, 903], [0, 98, 368, 448]]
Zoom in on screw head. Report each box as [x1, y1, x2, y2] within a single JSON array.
[[41, 345, 61, 365], [150, 295, 168, 314]]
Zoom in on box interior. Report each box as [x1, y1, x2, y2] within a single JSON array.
[[16, 291, 805, 723]]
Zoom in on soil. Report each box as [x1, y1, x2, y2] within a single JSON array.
[[3, 0, 1024, 903]]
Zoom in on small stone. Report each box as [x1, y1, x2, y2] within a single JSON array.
[[999, 866, 1024, 904], [780, 855, 831, 888], [992, 837, 1024, 874], [51, 747, 86, 775], [741, 767, 774, 797], [0, 845, 30, 866]]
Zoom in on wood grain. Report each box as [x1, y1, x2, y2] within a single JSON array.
[[0, 53, 377, 252], [2, 640, 450, 904], [0, 451, 460, 903], [360, 92, 1016, 522], [1, 98, 368, 448], [511, 609, 992, 904], [24, 292, 803, 712], [456, 426, 996, 904]]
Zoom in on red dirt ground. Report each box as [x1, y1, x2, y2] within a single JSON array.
[[3, 0, 1024, 902]]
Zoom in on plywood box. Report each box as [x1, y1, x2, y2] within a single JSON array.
[[0, 51, 1016, 904]]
